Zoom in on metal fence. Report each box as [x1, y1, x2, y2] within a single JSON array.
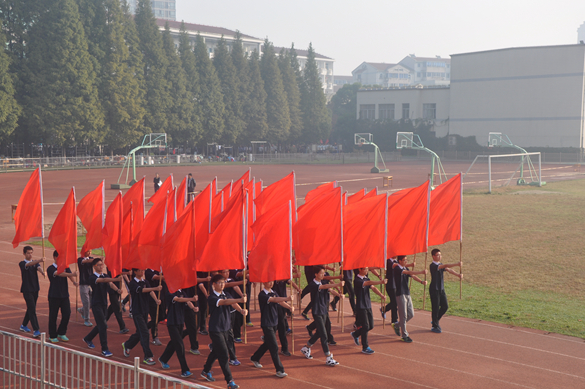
[[1, 331, 210, 389]]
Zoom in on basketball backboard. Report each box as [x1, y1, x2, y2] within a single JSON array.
[[354, 133, 373, 145], [396, 132, 414, 149]]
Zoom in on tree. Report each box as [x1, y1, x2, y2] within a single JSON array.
[[20, 0, 104, 147], [177, 22, 202, 147], [0, 32, 21, 140], [278, 48, 303, 144], [240, 50, 268, 143], [300, 43, 331, 144], [0, 0, 42, 61], [260, 39, 290, 144], [161, 24, 195, 147], [193, 33, 225, 145], [213, 37, 244, 145], [329, 83, 361, 150]]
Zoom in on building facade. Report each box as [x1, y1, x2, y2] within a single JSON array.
[[579, 22, 585, 43], [351, 62, 412, 87], [398, 55, 450, 86], [126, 0, 176, 21]]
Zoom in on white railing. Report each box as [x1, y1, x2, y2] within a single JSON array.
[[1, 331, 210, 389]]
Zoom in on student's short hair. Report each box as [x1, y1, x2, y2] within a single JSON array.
[[313, 265, 325, 274], [188, 173, 193, 176], [431, 249, 441, 256], [92, 258, 103, 266], [397, 255, 407, 262], [211, 274, 225, 284], [23, 246, 33, 254], [53, 250, 58, 258]]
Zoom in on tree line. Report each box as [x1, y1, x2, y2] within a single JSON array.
[[0, 0, 331, 155]]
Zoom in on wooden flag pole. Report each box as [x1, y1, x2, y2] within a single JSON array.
[[41, 238, 46, 274], [243, 269, 247, 344], [459, 240, 463, 299], [422, 252, 428, 310], [382, 267, 386, 329], [154, 275, 162, 338], [409, 253, 416, 289], [337, 263, 342, 324]]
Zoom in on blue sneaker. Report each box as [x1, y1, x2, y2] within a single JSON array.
[[19, 325, 31, 333], [350, 331, 360, 346], [227, 380, 239, 389], [158, 358, 169, 369], [83, 338, 95, 349], [33, 330, 41, 338], [234, 338, 242, 343], [361, 347, 375, 355], [181, 371, 192, 378], [229, 359, 241, 366], [200, 370, 215, 382], [101, 350, 113, 357], [431, 327, 442, 334]]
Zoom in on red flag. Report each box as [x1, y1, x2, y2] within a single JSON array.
[[48, 188, 77, 273], [148, 174, 173, 204], [176, 176, 188, 216], [138, 194, 167, 270], [297, 181, 337, 214], [343, 194, 387, 270], [78, 181, 105, 254], [211, 180, 253, 233], [248, 202, 292, 282], [122, 178, 145, 260], [211, 177, 217, 195], [102, 192, 124, 277], [363, 187, 378, 199], [166, 187, 177, 230], [162, 201, 198, 293], [254, 172, 295, 221], [232, 169, 251, 194], [198, 188, 246, 272], [387, 181, 430, 257], [428, 174, 462, 246], [194, 182, 213, 260], [347, 189, 366, 205], [13, 167, 44, 248], [294, 187, 343, 266]]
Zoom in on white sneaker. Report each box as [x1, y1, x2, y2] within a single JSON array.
[[326, 354, 339, 366], [275, 371, 288, 378], [300, 346, 312, 360]]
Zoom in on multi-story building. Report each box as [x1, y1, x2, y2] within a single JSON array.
[[275, 47, 335, 96], [351, 62, 412, 87], [126, 0, 176, 21], [578, 22, 585, 43], [398, 55, 450, 86]]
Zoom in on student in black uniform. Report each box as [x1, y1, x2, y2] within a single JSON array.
[[153, 173, 161, 192], [220, 269, 243, 366], [82, 258, 122, 357], [273, 279, 301, 356], [159, 288, 198, 378], [331, 267, 356, 315], [394, 256, 427, 343], [350, 267, 387, 354], [182, 284, 200, 355], [200, 274, 248, 389], [300, 265, 344, 367], [77, 250, 94, 327], [196, 271, 210, 335], [429, 249, 463, 333], [19, 246, 45, 337], [146, 268, 167, 345], [227, 269, 244, 343], [47, 250, 78, 343], [122, 268, 162, 365], [250, 280, 293, 378], [106, 268, 129, 334], [306, 268, 342, 345]]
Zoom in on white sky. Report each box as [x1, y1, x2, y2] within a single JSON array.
[[176, 0, 585, 75]]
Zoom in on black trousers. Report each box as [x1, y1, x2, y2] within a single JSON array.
[[300, 285, 313, 315], [48, 297, 70, 338], [245, 282, 251, 323], [232, 304, 243, 339], [148, 291, 166, 338], [182, 306, 198, 350], [22, 291, 40, 331], [384, 286, 398, 323], [161, 324, 189, 374], [354, 308, 374, 350], [197, 287, 208, 332], [85, 304, 108, 352], [125, 312, 153, 358], [430, 289, 449, 327], [307, 313, 334, 343], [203, 331, 232, 383], [332, 279, 356, 314], [276, 305, 289, 352], [307, 314, 330, 355], [106, 293, 126, 331], [252, 326, 284, 373], [227, 312, 237, 360]]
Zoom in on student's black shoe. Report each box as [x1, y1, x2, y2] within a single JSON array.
[[328, 340, 337, 346], [301, 312, 309, 321], [392, 322, 401, 337], [401, 336, 413, 343], [431, 327, 442, 333], [199, 330, 209, 336], [379, 307, 386, 320], [350, 331, 360, 346], [280, 350, 292, 357], [330, 302, 337, 312]]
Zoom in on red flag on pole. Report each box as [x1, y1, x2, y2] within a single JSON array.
[[232, 169, 251, 194], [194, 182, 213, 260], [294, 187, 343, 266], [78, 181, 105, 254], [363, 187, 378, 199], [148, 174, 173, 204], [13, 167, 44, 248], [343, 194, 387, 270], [166, 187, 177, 230], [121, 178, 145, 260], [248, 202, 292, 282], [387, 181, 430, 258], [138, 194, 168, 270], [347, 188, 366, 205], [428, 174, 462, 246], [162, 201, 198, 293], [48, 188, 78, 273], [297, 181, 337, 214], [176, 176, 188, 216], [254, 172, 295, 221], [102, 192, 124, 277]]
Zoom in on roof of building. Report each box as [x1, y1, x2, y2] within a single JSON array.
[[407, 56, 451, 62], [450, 43, 585, 57], [156, 19, 261, 41], [363, 62, 397, 71], [274, 46, 333, 61]]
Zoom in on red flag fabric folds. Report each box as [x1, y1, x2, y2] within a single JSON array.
[[138, 195, 167, 270], [166, 187, 177, 230], [248, 202, 292, 283], [13, 167, 44, 248], [176, 176, 188, 216], [363, 187, 378, 199], [232, 169, 251, 194], [343, 194, 387, 270], [48, 188, 77, 273], [428, 174, 462, 246], [254, 172, 295, 221], [102, 192, 124, 277], [294, 187, 343, 266], [194, 182, 213, 260], [346, 189, 365, 205], [148, 175, 173, 204], [162, 202, 198, 293], [387, 181, 430, 258], [122, 178, 145, 260], [78, 181, 105, 254]]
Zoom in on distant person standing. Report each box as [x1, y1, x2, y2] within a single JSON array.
[[393, 256, 427, 343], [19, 245, 45, 337], [153, 173, 161, 193], [429, 249, 463, 333], [187, 173, 196, 202]]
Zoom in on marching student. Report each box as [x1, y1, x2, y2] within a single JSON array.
[[105, 268, 129, 334], [47, 250, 78, 343], [19, 245, 45, 337], [429, 249, 463, 333], [122, 268, 163, 365], [393, 255, 427, 343], [306, 268, 342, 346], [200, 274, 248, 389], [350, 267, 387, 354], [300, 266, 344, 367], [273, 279, 301, 356], [220, 269, 243, 366], [300, 264, 336, 320], [250, 280, 294, 378], [146, 268, 167, 346], [82, 258, 122, 357], [182, 284, 200, 355], [77, 249, 94, 327], [159, 288, 198, 378], [380, 257, 398, 325]]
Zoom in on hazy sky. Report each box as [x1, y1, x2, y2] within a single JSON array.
[[176, 0, 585, 75]]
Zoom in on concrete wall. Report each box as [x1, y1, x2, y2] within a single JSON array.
[[449, 45, 585, 148]]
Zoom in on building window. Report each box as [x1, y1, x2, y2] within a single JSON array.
[[402, 103, 410, 119], [379, 104, 395, 120], [359, 105, 375, 120], [423, 103, 436, 119]]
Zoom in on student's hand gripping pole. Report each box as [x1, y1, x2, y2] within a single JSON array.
[[409, 253, 416, 289]]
